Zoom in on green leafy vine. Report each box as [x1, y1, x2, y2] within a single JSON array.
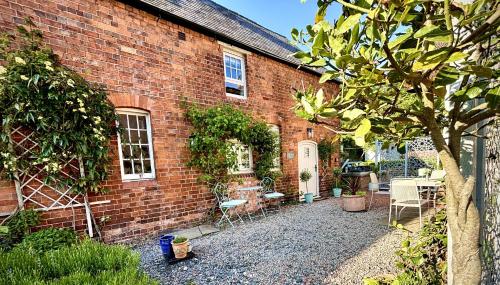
[[0, 19, 117, 194], [185, 104, 280, 185]]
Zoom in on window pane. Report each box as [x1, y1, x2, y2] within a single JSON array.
[[122, 145, 131, 159], [119, 114, 128, 128], [230, 57, 235, 68], [143, 160, 152, 173], [225, 67, 231, 77], [133, 160, 142, 174], [225, 55, 230, 66], [231, 68, 237, 79], [141, 146, 150, 158], [225, 82, 244, 96], [123, 159, 133, 174], [139, 130, 148, 144], [236, 59, 241, 69], [237, 70, 242, 80], [128, 115, 138, 129], [130, 130, 140, 143], [132, 145, 142, 159], [137, 116, 147, 129]]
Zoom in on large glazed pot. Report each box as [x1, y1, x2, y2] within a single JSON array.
[[342, 194, 366, 212]]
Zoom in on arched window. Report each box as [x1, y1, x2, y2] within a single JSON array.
[[116, 108, 155, 180]]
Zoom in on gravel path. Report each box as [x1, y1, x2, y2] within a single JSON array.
[[135, 199, 403, 285]]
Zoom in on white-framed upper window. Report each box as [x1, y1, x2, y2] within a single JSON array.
[[230, 140, 253, 174], [268, 124, 281, 170], [116, 108, 155, 180], [223, 51, 246, 99]]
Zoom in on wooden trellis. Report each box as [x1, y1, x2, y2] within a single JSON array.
[[9, 127, 96, 237]]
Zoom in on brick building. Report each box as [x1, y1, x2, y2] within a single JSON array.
[[0, 0, 340, 241]]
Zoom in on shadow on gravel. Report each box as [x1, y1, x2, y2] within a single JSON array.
[[134, 198, 410, 285]]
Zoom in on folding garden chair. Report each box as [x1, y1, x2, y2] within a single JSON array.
[[368, 172, 390, 210], [388, 178, 430, 228], [212, 183, 252, 228], [258, 177, 284, 216]]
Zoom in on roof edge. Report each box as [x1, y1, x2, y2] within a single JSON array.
[[117, 0, 333, 78]]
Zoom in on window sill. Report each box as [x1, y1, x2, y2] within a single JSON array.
[[121, 178, 157, 188], [226, 93, 247, 99]]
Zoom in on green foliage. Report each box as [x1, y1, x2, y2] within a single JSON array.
[[0, 19, 117, 194], [17, 227, 77, 253], [318, 138, 335, 163], [0, 239, 157, 284], [173, 236, 187, 244], [332, 167, 343, 188], [364, 210, 448, 285], [291, 0, 499, 148], [0, 209, 40, 251], [342, 176, 361, 195], [186, 104, 280, 184]]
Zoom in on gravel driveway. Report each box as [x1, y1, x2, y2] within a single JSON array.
[[136, 198, 403, 285]]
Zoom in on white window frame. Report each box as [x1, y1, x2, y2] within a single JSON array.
[[116, 108, 156, 181], [229, 140, 253, 174], [223, 51, 247, 99], [268, 124, 281, 170]]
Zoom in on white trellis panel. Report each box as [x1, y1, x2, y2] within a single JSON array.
[[405, 136, 440, 177]]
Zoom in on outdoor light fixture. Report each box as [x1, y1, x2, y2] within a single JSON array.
[[306, 127, 313, 138]]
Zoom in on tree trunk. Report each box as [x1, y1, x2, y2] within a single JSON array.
[[428, 128, 482, 284]]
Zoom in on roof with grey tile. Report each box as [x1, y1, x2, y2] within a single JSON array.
[[134, 0, 317, 72]]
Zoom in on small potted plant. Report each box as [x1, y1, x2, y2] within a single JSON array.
[[331, 167, 343, 198], [300, 169, 314, 204], [171, 236, 189, 259], [341, 176, 366, 211]]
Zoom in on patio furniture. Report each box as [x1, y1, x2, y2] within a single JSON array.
[[368, 172, 390, 210], [388, 178, 430, 228], [430, 170, 446, 181], [212, 183, 252, 228], [238, 185, 263, 217], [259, 177, 284, 216], [415, 178, 442, 210]]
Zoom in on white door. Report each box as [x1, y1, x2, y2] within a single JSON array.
[[298, 140, 319, 198]]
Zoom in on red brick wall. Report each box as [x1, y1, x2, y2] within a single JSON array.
[[0, 0, 340, 242]]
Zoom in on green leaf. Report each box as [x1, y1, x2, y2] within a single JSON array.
[[314, 89, 324, 108], [345, 88, 357, 100], [0, 225, 8, 234], [309, 58, 326, 67], [319, 71, 336, 84], [346, 23, 360, 53], [485, 86, 499, 108], [336, 14, 362, 35], [329, 36, 345, 55], [464, 65, 493, 78], [301, 96, 315, 115], [343, 108, 365, 120], [312, 28, 326, 56], [414, 24, 439, 38], [388, 28, 413, 49], [354, 118, 371, 146]]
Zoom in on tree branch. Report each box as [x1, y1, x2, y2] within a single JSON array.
[[457, 109, 500, 132], [383, 43, 407, 77], [458, 6, 500, 49]]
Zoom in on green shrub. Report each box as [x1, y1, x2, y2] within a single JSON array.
[[0, 239, 157, 284], [17, 227, 77, 253], [0, 209, 40, 251], [364, 210, 447, 285]]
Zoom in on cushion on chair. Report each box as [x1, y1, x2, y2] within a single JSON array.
[[221, 199, 247, 208], [264, 192, 285, 199]]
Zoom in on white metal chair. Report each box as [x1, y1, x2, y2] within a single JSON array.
[[258, 177, 284, 216], [212, 183, 252, 228], [388, 178, 430, 228], [430, 170, 446, 181], [368, 172, 389, 210]]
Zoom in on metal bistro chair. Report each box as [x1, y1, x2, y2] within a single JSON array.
[[258, 177, 285, 217], [212, 183, 252, 228], [389, 178, 430, 228], [368, 172, 390, 210]]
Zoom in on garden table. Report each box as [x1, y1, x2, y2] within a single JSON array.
[[237, 186, 264, 217], [413, 178, 443, 209]]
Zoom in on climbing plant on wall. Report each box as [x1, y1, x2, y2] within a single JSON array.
[[0, 19, 117, 194], [186, 104, 280, 185]]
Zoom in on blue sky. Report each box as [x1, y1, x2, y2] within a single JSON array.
[[212, 0, 342, 40]]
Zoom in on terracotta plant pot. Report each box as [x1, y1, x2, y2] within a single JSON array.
[[171, 240, 189, 259], [342, 194, 366, 212]]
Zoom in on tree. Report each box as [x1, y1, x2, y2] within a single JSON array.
[[291, 1, 499, 284]]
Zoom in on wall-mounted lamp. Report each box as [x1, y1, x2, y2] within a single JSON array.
[[306, 127, 313, 139]]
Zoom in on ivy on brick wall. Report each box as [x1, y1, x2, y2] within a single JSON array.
[[185, 104, 280, 185], [0, 19, 117, 194]]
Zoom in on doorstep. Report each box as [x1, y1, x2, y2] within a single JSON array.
[[170, 224, 219, 240]]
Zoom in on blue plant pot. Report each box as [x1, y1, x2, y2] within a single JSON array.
[[304, 193, 314, 204], [159, 234, 175, 260], [332, 187, 342, 198]]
